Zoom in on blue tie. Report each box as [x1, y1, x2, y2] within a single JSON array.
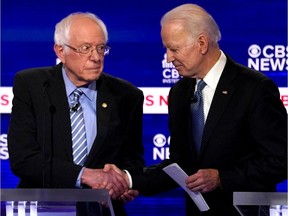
[[70, 88, 88, 166], [191, 80, 207, 154]]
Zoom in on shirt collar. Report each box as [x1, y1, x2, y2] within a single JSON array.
[[62, 67, 96, 101], [202, 50, 227, 90]]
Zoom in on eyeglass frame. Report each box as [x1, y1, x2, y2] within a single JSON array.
[[64, 43, 111, 56]]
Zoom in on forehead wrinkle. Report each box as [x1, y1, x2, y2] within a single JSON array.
[[162, 23, 188, 48], [69, 17, 105, 45]]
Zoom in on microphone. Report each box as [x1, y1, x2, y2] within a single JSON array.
[[71, 103, 80, 112], [191, 95, 198, 103]]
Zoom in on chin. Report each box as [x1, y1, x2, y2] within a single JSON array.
[[177, 70, 185, 76], [179, 72, 192, 78], [90, 74, 102, 81], [86, 71, 102, 79]]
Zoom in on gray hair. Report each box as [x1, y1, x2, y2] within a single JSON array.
[[161, 4, 221, 44], [54, 12, 108, 45]]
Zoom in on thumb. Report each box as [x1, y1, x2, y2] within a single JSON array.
[[103, 164, 112, 172]]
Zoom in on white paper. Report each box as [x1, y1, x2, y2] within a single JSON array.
[[163, 163, 210, 212]]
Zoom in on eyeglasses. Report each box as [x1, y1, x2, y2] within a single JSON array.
[[64, 43, 111, 56]]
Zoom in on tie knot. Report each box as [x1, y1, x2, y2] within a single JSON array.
[[72, 88, 84, 103], [197, 80, 206, 92]]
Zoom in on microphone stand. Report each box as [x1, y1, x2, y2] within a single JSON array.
[[42, 81, 55, 188], [42, 82, 48, 188], [49, 105, 56, 187]]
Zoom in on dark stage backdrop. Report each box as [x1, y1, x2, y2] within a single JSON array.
[[1, 0, 287, 215]]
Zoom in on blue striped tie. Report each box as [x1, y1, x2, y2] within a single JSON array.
[[70, 88, 88, 166], [191, 80, 207, 154]]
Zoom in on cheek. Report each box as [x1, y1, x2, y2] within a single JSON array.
[[68, 59, 84, 71], [178, 53, 193, 67], [64, 59, 86, 76], [64, 53, 80, 64], [185, 52, 200, 66]]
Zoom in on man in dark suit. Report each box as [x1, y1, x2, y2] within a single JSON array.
[[8, 12, 144, 215], [129, 4, 287, 216]]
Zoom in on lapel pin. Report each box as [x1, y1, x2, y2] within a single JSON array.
[[222, 91, 228, 95], [102, 102, 108, 108]]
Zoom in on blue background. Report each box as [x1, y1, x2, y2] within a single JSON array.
[[1, 0, 287, 215]]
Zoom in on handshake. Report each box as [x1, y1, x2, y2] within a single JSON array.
[[81, 164, 138, 202]]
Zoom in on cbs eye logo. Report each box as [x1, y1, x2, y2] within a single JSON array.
[[153, 134, 167, 147], [248, 44, 261, 58], [153, 134, 170, 160]]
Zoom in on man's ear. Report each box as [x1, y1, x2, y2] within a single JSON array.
[[54, 44, 66, 63], [197, 34, 208, 55]]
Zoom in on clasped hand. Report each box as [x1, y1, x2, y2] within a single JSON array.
[[81, 164, 138, 202]]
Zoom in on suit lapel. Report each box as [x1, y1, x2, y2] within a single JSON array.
[[85, 75, 115, 165], [46, 64, 73, 161], [200, 58, 237, 156]]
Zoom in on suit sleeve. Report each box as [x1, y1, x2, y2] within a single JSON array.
[[130, 84, 184, 195], [121, 88, 145, 170]]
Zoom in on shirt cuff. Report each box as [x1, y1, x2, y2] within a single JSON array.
[[123, 169, 133, 189], [76, 167, 85, 188]]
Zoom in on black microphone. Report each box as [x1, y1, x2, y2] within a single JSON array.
[[191, 95, 198, 103], [71, 103, 80, 112]]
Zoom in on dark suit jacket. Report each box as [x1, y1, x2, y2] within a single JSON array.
[[133, 55, 287, 215], [8, 63, 145, 215]]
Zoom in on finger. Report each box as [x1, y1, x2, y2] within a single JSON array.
[[106, 182, 113, 191], [111, 172, 128, 193], [185, 173, 198, 184], [109, 188, 118, 200], [189, 185, 203, 192], [120, 190, 139, 203], [111, 182, 122, 197], [102, 172, 121, 197], [109, 164, 123, 175], [119, 194, 128, 203], [186, 179, 202, 191], [109, 176, 122, 197], [122, 193, 134, 202], [120, 191, 134, 202], [128, 189, 139, 197], [103, 164, 113, 172]]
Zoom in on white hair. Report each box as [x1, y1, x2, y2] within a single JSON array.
[[54, 12, 108, 45], [161, 4, 221, 44]]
